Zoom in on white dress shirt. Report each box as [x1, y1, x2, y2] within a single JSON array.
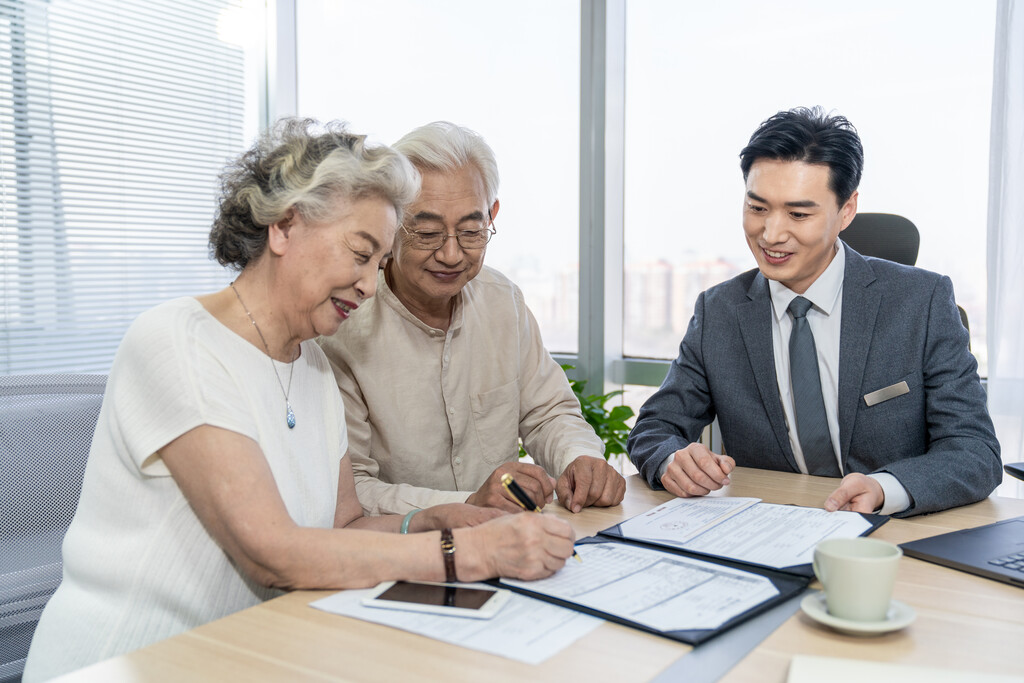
[[768, 241, 909, 515]]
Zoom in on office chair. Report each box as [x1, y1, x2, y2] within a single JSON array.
[[841, 213, 970, 338], [0, 374, 105, 683], [841, 212, 920, 266]]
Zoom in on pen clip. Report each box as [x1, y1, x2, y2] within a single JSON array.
[[500, 474, 582, 563], [500, 473, 541, 512]]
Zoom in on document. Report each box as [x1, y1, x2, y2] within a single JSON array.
[[502, 542, 779, 632], [310, 585, 602, 665], [787, 655, 1024, 683], [615, 497, 874, 568]]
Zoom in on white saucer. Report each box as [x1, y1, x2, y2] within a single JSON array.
[[800, 592, 916, 636]]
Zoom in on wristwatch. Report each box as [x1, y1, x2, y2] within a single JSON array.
[[440, 527, 458, 583]]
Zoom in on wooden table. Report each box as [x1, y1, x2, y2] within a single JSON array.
[[57, 468, 1024, 682]]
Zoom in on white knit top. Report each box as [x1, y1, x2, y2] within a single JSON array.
[[24, 298, 346, 681]]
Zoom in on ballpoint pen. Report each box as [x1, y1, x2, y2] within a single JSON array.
[[501, 473, 582, 562]]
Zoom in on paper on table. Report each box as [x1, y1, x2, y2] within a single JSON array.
[[787, 655, 1024, 683], [310, 584, 602, 665], [503, 542, 779, 632], [618, 498, 872, 568], [621, 497, 761, 542]]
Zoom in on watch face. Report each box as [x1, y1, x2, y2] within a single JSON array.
[[441, 529, 455, 552]]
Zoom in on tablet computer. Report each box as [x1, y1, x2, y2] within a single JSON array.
[[361, 581, 512, 619]]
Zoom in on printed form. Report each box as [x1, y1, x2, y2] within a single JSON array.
[[311, 586, 601, 665], [616, 497, 873, 568], [502, 542, 779, 632]]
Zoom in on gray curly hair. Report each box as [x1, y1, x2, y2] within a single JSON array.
[[210, 118, 420, 269]]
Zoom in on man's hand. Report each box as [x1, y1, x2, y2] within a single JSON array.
[[412, 503, 505, 532], [660, 443, 735, 499], [555, 455, 626, 513], [824, 473, 884, 513], [465, 461, 555, 513]]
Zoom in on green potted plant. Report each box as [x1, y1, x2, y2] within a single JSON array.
[[520, 364, 635, 461]]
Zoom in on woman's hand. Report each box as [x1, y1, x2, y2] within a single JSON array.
[[458, 514, 576, 582], [411, 503, 505, 532]]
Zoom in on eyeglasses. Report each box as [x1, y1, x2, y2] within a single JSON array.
[[401, 220, 496, 251]]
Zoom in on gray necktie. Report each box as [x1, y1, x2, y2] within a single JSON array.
[[788, 296, 840, 476]]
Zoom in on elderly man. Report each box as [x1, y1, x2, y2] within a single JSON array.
[[628, 106, 1001, 518], [318, 121, 624, 515]]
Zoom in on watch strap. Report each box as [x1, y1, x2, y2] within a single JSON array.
[[440, 527, 457, 583]]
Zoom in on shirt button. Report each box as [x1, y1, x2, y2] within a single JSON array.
[[443, 355, 449, 363], [448, 407, 455, 414], [454, 456, 462, 466]]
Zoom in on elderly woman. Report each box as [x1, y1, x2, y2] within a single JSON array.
[[23, 119, 575, 681]]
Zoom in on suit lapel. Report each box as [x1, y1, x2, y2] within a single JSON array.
[[737, 272, 799, 471], [837, 248, 881, 465]]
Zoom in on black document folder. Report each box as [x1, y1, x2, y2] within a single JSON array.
[[599, 502, 887, 579], [496, 499, 887, 645], [497, 536, 810, 645]]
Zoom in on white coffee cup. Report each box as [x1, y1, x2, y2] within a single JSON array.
[[812, 537, 902, 622]]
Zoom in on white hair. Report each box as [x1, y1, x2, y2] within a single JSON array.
[[393, 121, 500, 206]]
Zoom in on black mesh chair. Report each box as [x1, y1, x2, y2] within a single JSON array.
[[841, 212, 970, 337], [840, 212, 921, 266], [0, 375, 105, 683]]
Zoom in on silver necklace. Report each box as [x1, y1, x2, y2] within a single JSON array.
[[230, 281, 296, 429]]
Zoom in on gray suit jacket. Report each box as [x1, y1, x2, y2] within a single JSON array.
[[627, 247, 1001, 517]]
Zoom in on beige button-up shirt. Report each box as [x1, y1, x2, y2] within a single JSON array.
[[318, 266, 604, 514]]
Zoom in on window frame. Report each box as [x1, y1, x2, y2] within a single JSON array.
[[572, 0, 666, 391], [268, 0, 994, 395], [266, 0, 657, 391]]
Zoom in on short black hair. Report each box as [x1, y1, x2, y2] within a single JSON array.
[[739, 106, 864, 206]]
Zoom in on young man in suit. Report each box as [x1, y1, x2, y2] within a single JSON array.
[[627, 106, 1001, 517]]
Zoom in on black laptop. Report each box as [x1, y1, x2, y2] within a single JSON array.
[[900, 516, 1024, 588]]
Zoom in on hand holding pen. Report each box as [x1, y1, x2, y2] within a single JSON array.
[[465, 462, 555, 513], [502, 473, 582, 562]]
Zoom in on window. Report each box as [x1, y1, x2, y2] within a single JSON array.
[[2, 2, 998, 384], [294, 0, 581, 352], [0, 0, 261, 373], [622, 0, 996, 375]]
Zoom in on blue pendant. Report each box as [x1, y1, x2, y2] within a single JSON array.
[[286, 403, 296, 429]]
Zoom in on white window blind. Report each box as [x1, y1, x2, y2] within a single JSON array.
[[0, 0, 256, 374]]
